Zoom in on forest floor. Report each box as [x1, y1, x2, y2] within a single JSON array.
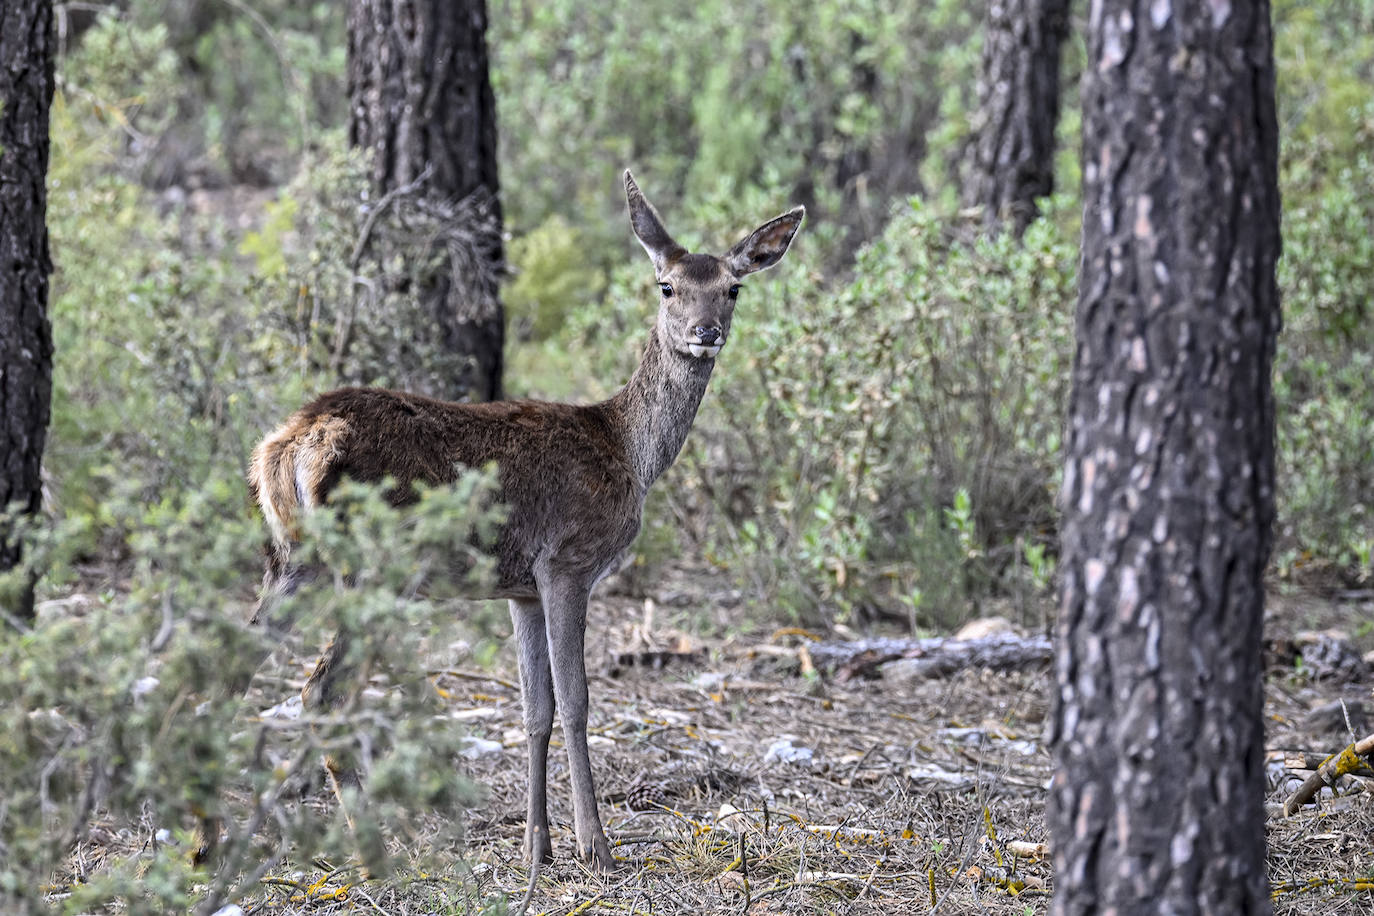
[[65, 574, 1374, 915]]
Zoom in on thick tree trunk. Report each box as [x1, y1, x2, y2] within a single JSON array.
[[0, 0, 55, 624], [1048, 3, 1281, 914], [347, 0, 504, 402], [964, 0, 1071, 235]]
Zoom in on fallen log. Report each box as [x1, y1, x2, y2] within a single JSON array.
[[1282, 732, 1374, 816], [796, 633, 1053, 683]]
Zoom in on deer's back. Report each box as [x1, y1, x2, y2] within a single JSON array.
[[251, 387, 644, 597]]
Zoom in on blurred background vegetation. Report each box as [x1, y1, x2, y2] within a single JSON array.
[[38, 0, 1373, 625], [2, 0, 1371, 906]]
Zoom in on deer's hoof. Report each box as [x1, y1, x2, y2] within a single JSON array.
[[524, 824, 553, 865], [580, 834, 615, 873], [191, 817, 221, 866]]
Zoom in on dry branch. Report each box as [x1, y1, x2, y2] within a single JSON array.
[[1282, 732, 1374, 816], [801, 633, 1052, 682]]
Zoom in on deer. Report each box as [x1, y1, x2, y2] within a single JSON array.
[[245, 171, 804, 871]]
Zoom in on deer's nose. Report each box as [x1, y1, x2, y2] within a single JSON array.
[[694, 326, 721, 345]]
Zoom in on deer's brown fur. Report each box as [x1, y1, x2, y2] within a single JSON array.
[[242, 171, 803, 871]]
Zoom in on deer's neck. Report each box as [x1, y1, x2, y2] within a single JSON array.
[[609, 326, 715, 490]]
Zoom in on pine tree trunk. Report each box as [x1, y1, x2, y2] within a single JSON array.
[[1049, 3, 1280, 913], [347, 0, 504, 402], [0, 0, 55, 624], [964, 0, 1071, 235]]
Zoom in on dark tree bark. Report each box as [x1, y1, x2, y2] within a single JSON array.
[[1048, 3, 1281, 914], [0, 0, 56, 624], [347, 0, 504, 402], [963, 0, 1071, 235]]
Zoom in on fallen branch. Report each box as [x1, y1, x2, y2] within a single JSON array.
[[1282, 732, 1374, 816], [427, 667, 518, 691], [1271, 876, 1374, 899], [801, 634, 1052, 683]]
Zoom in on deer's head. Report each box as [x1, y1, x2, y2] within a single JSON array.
[[625, 170, 804, 361]]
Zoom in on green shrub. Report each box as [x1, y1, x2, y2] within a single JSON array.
[[686, 199, 1077, 623], [0, 475, 504, 914], [1272, 111, 1374, 569], [505, 214, 608, 342]]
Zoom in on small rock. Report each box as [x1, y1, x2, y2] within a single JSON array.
[[764, 737, 814, 765], [211, 906, 244, 916], [1300, 635, 1369, 683], [714, 801, 753, 833], [692, 671, 726, 691], [905, 764, 972, 787], [457, 736, 503, 759], [154, 828, 175, 846], [261, 695, 303, 720]]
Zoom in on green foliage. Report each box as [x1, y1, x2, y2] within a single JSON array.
[[0, 474, 503, 913], [505, 214, 608, 341], [1271, 25, 1374, 567], [686, 201, 1077, 622], [27, 34, 509, 905], [491, 0, 980, 256]]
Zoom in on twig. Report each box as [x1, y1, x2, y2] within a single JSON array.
[[1271, 876, 1374, 898], [195, 736, 322, 915], [566, 869, 642, 915], [1282, 732, 1374, 816], [350, 164, 435, 269], [427, 666, 519, 691], [738, 831, 751, 913], [150, 590, 175, 652], [511, 857, 541, 916]]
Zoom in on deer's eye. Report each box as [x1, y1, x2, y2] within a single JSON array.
[[727, 285, 741, 300], [659, 283, 674, 298]]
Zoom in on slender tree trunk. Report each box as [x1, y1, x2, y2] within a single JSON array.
[[1048, 2, 1280, 913], [964, 0, 1071, 235], [0, 0, 56, 624], [347, 0, 504, 401]]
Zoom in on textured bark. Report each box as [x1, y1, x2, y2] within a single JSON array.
[[1048, 1, 1281, 913], [347, 0, 504, 401], [964, 0, 1071, 235], [0, 0, 55, 623]]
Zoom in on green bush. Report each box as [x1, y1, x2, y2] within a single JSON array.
[[1272, 116, 1374, 570], [505, 213, 608, 342], [687, 200, 1077, 623], [1, 475, 504, 914]]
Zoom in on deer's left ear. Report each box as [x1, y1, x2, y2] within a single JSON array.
[[724, 206, 805, 277]]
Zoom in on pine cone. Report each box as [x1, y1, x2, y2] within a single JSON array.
[[625, 779, 669, 811]]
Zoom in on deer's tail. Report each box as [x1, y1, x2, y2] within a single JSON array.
[[247, 413, 350, 623]]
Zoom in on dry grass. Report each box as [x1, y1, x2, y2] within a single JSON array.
[[56, 586, 1374, 915]]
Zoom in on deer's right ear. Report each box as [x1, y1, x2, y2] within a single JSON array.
[[625, 170, 686, 274]]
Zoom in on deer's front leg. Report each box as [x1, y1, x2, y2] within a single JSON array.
[[540, 580, 614, 871], [509, 598, 554, 865]]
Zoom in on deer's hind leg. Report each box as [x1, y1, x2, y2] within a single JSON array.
[[539, 577, 613, 871], [194, 546, 318, 866], [510, 597, 555, 864], [300, 632, 371, 825]]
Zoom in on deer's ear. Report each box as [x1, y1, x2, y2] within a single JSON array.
[[625, 170, 686, 274], [724, 206, 805, 276]]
